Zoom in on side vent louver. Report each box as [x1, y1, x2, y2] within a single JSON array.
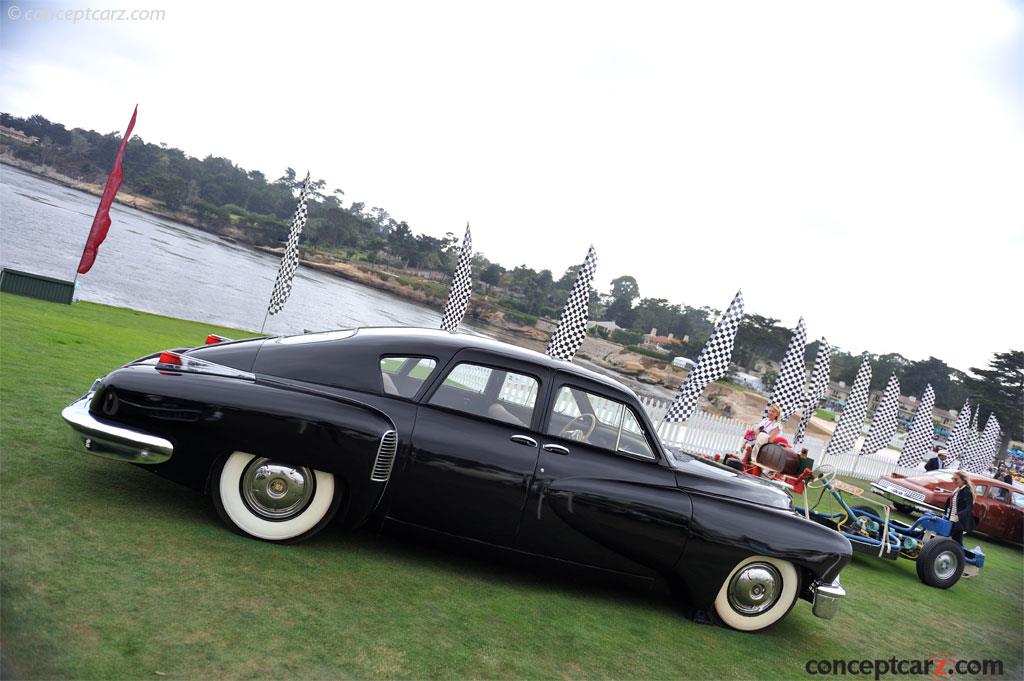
[[371, 430, 398, 482]]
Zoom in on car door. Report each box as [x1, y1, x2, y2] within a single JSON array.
[[1009, 492, 1024, 543], [385, 350, 550, 547], [515, 372, 690, 577], [982, 485, 1012, 537]]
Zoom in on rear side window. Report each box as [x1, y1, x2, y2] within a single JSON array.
[[380, 357, 437, 398], [429, 362, 539, 427], [989, 487, 1009, 503]]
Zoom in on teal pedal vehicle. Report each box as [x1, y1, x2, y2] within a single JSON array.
[[794, 468, 984, 588]]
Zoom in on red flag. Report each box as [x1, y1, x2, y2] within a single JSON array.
[[77, 106, 137, 275]]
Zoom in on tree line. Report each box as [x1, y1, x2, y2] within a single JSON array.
[[2, 112, 1018, 442]]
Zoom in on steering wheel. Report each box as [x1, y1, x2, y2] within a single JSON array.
[[559, 413, 597, 441], [806, 463, 837, 489]]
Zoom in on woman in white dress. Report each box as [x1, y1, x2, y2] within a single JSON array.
[[751, 403, 784, 464]]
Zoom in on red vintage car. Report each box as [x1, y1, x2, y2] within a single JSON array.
[[871, 471, 1024, 544]]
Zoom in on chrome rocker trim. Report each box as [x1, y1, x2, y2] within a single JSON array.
[[811, 577, 845, 620], [62, 397, 173, 464]]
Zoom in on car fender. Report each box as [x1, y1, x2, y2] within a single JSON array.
[[673, 492, 852, 610], [92, 365, 397, 528], [537, 476, 692, 574]]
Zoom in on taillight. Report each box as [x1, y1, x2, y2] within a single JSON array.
[[205, 334, 230, 345], [157, 351, 182, 367], [154, 350, 254, 381]]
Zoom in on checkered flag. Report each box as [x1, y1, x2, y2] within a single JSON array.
[[897, 384, 935, 467], [825, 356, 872, 456], [440, 225, 473, 333], [964, 408, 982, 464], [794, 338, 832, 445], [963, 414, 1000, 473], [546, 245, 597, 361], [765, 318, 807, 422], [980, 415, 1003, 470], [265, 173, 312, 319], [945, 400, 972, 458], [664, 290, 745, 423], [861, 373, 900, 457]]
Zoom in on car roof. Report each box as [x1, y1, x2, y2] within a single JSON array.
[[300, 326, 639, 398]]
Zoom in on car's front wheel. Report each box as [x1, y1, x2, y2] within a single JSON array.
[[213, 452, 341, 542], [713, 555, 799, 632]]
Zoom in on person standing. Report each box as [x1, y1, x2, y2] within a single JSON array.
[[924, 446, 942, 471], [943, 471, 976, 545]]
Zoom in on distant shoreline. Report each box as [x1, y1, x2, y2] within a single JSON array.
[[0, 159, 693, 401]]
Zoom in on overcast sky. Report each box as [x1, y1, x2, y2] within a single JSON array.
[[2, 0, 1021, 373]]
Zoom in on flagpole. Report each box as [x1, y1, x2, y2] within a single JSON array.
[[260, 309, 270, 335]]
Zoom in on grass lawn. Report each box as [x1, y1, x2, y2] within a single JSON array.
[[1, 292, 1022, 680]]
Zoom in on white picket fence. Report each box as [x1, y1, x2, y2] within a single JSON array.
[[637, 394, 912, 482]]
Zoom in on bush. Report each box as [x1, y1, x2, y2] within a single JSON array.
[[504, 310, 538, 326], [610, 328, 643, 345]]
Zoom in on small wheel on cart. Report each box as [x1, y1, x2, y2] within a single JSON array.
[[916, 538, 964, 588]]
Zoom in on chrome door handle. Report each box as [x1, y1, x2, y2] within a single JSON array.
[[543, 443, 570, 455], [510, 435, 538, 448]]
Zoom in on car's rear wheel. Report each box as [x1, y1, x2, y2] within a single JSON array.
[[713, 555, 799, 632], [213, 452, 340, 542]]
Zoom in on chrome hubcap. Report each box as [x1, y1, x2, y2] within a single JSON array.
[[934, 550, 958, 580], [727, 562, 782, 616], [241, 458, 314, 520]]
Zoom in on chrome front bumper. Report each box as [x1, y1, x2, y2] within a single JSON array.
[[870, 482, 944, 515], [62, 396, 173, 464], [811, 577, 845, 620]]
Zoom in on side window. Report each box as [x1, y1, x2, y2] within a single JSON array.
[[380, 357, 437, 398], [428, 362, 539, 427], [989, 487, 1009, 503], [547, 386, 655, 459], [974, 485, 987, 498], [1012, 492, 1024, 509], [498, 371, 539, 408], [619, 407, 655, 459]]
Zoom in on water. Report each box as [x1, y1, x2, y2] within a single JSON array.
[[0, 164, 445, 334], [0, 164, 669, 400]]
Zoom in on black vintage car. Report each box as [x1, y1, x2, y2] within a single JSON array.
[[62, 327, 850, 632]]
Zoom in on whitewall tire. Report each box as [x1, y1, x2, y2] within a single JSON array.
[[713, 555, 799, 632], [213, 451, 340, 542]]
